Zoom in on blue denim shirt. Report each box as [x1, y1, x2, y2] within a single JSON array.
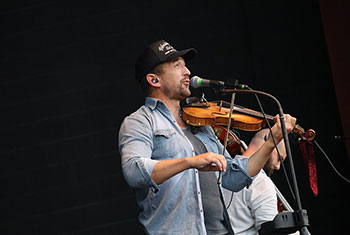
[[118, 97, 253, 235]]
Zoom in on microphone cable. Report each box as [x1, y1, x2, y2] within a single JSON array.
[[313, 140, 350, 184], [247, 86, 296, 201]]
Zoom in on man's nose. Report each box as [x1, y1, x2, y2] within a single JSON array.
[[184, 66, 191, 76]]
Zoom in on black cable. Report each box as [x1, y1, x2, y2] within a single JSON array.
[[313, 140, 350, 184], [226, 189, 234, 210], [248, 87, 296, 201]]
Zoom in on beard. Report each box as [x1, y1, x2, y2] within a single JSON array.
[[263, 158, 275, 177], [263, 165, 274, 177], [163, 79, 191, 100], [178, 83, 191, 99]]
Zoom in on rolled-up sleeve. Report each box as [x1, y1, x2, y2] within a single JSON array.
[[118, 114, 159, 191], [222, 154, 255, 192]]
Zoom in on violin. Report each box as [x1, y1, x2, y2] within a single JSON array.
[[182, 100, 316, 142]]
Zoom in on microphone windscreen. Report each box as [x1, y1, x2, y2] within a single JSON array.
[[190, 76, 201, 88]]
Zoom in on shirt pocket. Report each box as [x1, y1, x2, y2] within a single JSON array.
[[154, 129, 176, 138], [152, 128, 180, 160]]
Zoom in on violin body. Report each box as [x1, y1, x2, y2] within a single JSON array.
[[212, 125, 244, 156], [182, 102, 265, 131]]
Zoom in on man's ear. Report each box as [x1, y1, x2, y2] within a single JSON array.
[[146, 73, 161, 87]]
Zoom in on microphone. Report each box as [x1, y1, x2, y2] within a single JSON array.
[[190, 76, 248, 89]]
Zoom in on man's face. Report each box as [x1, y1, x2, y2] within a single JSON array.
[[158, 57, 191, 100], [263, 143, 286, 176]]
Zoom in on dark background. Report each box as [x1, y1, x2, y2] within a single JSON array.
[[1, 0, 349, 234]]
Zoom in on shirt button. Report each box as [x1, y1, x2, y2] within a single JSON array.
[[200, 209, 203, 213], [198, 191, 200, 195]]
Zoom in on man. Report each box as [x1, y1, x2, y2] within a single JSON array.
[[224, 129, 287, 234], [118, 40, 296, 234]]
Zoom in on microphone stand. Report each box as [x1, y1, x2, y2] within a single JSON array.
[[218, 88, 311, 235]]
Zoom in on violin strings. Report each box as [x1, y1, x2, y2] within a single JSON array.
[[215, 100, 275, 120]]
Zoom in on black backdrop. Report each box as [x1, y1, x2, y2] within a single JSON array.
[[1, 0, 349, 234]]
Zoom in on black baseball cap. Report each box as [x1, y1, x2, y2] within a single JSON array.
[[135, 40, 197, 81]]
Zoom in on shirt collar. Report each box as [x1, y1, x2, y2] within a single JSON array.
[[145, 97, 163, 110]]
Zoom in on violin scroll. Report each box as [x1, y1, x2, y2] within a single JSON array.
[[293, 125, 316, 142]]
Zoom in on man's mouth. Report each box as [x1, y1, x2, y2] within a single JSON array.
[[182, 79, 190, 86]]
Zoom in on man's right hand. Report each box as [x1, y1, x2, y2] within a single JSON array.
[[186, 152, 227, 172], [151, 152, 226, 185]]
